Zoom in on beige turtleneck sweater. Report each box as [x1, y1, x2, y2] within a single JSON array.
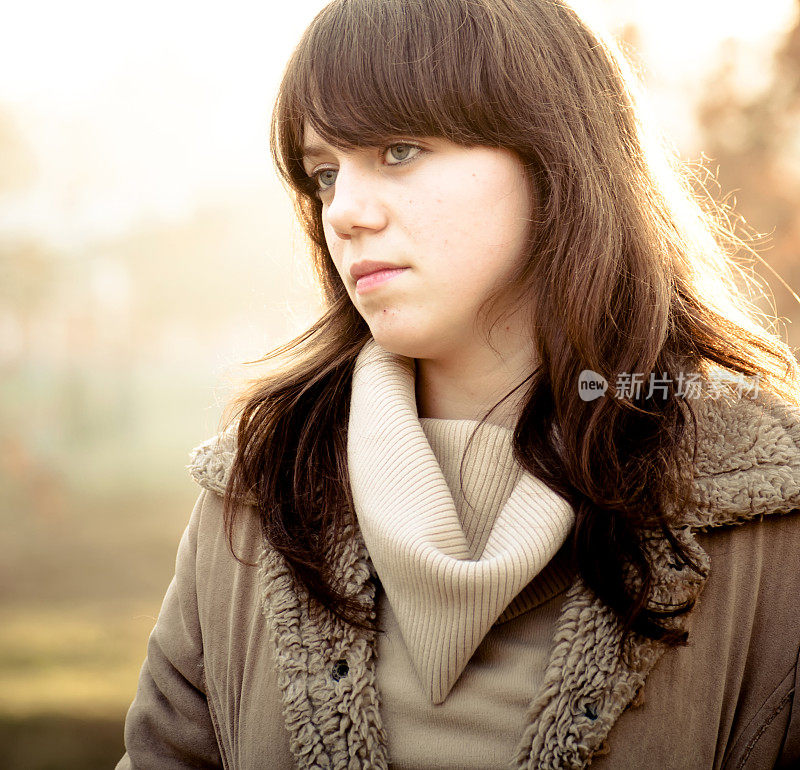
[[375, 417, 573, 768], [347, 339, 576, 767]]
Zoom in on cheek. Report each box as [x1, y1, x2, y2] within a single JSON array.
[[472, 172, 532, 263], [321, 224, 346, 277], [424, 189, 529, 271], [427, 160, 528, 237], [321, 218, 334, 251]]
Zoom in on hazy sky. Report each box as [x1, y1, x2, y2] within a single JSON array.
[[0, 0, 796, 243]]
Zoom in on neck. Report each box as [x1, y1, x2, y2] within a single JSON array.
[[414, 336, 536, 430]]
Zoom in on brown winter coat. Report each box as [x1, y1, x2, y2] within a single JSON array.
[[117, 389, 800, 769]]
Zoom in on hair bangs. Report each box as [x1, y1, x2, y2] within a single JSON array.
[[272, 0, 512, 191]]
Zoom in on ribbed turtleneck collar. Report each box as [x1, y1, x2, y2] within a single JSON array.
[[418, 417, 574, 625], [347, 338, 576, 704]]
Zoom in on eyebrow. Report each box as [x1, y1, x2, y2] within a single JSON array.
[[300, 143, 333, 163]]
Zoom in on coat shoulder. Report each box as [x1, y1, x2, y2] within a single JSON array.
[[689, 384, 800, 474], [186, 424, 240, 500], [684, 385, 800, 529]]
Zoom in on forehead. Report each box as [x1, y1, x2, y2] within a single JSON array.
[[301, 124, 336, 163]]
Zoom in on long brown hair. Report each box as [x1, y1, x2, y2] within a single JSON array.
[[220, 0, 800, 640]]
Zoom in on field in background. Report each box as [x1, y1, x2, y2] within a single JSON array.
[[0, 360, 242, 767]]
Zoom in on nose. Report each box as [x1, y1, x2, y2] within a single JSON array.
[[323, 162, 388, 238]]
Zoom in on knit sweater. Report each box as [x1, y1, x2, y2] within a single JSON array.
[[376, 416, 571, 766], [347, 339, 575, 704]]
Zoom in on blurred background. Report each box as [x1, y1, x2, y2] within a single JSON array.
[[1, 0, 799, 767]]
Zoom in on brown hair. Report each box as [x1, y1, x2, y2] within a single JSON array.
[[220, 0, 800, 640]]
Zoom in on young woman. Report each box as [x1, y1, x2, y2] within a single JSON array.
[[117, 1, 800, 768]]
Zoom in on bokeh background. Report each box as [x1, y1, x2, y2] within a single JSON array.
[[2, 1, 799, 767]]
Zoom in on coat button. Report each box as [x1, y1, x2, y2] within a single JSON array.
[[331, 659, 349, 681]]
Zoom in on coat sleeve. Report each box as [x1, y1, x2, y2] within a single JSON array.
[[116, 489, 224, 769], [776, 627, 800, 768]]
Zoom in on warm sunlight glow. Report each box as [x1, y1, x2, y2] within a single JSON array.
[[3, 4, 800, 764], [1, 0, 796, 240]]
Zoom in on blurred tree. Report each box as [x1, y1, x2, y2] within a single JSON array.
[[695, 0, 800, 349], [0, 108, 36, 197], [0, 238, 57, 349]]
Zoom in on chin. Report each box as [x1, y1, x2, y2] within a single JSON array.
[[368, 335, 418, 360], [367, 325, 450, 362]]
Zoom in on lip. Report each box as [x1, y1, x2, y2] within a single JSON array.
[[355, 267, 409, 294], [349, 260, 408, 281]]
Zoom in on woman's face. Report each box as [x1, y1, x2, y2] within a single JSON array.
[[301, 124, 535, 360]]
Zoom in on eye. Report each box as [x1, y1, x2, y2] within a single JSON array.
[[312, 168, 338, 193], [384, 143, 422, 164], [307, 142, 424, 197]]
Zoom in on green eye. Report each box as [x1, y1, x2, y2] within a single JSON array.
[[386, 144, 420, 164], [316, 168, 337, 190]]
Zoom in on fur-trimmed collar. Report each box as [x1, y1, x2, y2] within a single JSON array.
[[188, 387, 800, 532]]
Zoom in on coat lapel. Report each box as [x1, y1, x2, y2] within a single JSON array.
[[257, 520, 388, 770], [511, 527, 710, 769], [507, 387, 800, 768], [187, 429, 388, 769]]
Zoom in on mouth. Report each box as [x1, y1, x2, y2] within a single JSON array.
[[349, 260, 408, 280], [354, 267, 409, 294]]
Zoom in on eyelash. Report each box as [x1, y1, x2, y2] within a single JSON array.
[[307, 142, 424, 195]]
